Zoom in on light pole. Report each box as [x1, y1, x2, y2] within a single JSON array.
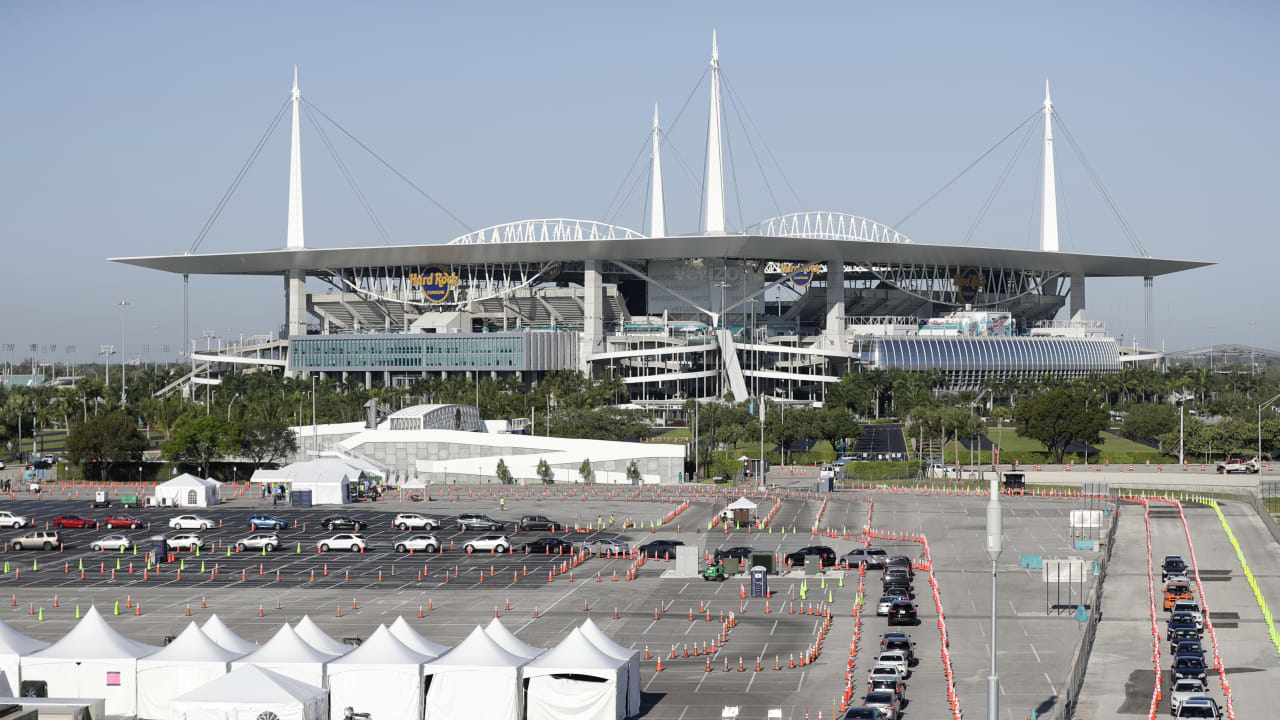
[[1260, 393, 1280, 471], [119, 301, 130, 404], [227, 393, 241, 422], [985, 475, 1003, 720], [98, 345, 116, 386], [1208, 326, 1215, 370]]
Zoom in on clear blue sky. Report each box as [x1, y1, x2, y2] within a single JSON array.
[[2, 1, 1275, 363]]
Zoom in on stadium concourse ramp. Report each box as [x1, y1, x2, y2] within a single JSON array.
[[715, 329, 749, 401]]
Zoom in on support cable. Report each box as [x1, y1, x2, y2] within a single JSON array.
[[721, 72, 803, 211], [961, 119, 1038, 245], [720, 73, 782, 217], [188, 97, 290, 254], [1053, 112, 1150, 257], [599, 131, 653, 224], [302, 102, 393, 245]]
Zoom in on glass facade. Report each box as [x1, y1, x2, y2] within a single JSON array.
[[873, 336, 1120, 388], [289, 333, 556, 372]]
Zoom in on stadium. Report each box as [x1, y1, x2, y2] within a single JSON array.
[[112, 36, 1210, 410]]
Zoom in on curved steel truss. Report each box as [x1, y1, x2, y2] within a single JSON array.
[[863, 263, 1062, 308], [746, 212, 913, 244], [449, 218, 646, 245]]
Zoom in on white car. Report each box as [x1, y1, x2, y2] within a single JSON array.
[[236, 534, 281, 552], [317, 534, 368, 552], [90, 534, 134, 551], [169, 514, 215, 531], [868, 664, 905, 683], [394, 534, 440, 553], [1216, 458, 1260, 474], [393, 513, 440, 531], [463, 534, 510, 554], [1169, 677, 1208, 715], [876, 596, 895, 616], [1171, 601, 1205, 631], [863, 690, 901, 720], [876, 651, 910, 679], [167, 534, 206, 550], [0, 510, 31, 529], [591, 537, 629, 556]]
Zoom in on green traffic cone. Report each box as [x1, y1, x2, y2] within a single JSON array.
[[32, 559, 37, 571], [827, 590, 833, 603], [201, 561, 206, 573], [79, 558, 84, 570], [37, 608, 42, 621], [195, 545, 200, 557], [114, 600, 120, 615], [261, 546, 266, 557], [296, 543, 301, 554], [75, 605, 81, 618], [132, 546, 137, 556], [820, 578, 826, 589], [838, 574, 844, 587], [180, 558, 185, 571], [119, 545, 124, 553], [226, 547, 231, 557], [116, 558, 121, 570], [3, 562, 8, 574]]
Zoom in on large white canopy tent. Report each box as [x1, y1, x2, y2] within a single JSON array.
[[170, 665, 327, 720], [421, 626, 528, 720], [251, 459, 366, 505], [524, 628, 628, 720], [155, 474, 220, 507], [387, 617, 449, 658], [580, 618, 641, 717], [483, 618, 545, 660], [293, 616, 353, 656], [0, 617, 49, 695], [231, 623, 339, 687], [200, 614, 260, 654], [136, 622, 243, 719], [19, 606, 159, 716], [326, 625, 432, 720]]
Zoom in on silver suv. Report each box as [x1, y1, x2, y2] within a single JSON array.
[[236, 533, 281, 552], [10, 530, 60, 550], [457, 513, 505, 531]]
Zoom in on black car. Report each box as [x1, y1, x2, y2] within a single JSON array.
[[714, 546, 755, 563], [1173, 639, 1204, 659], [842, 707, 884, 720], [520, 515, 557, 531], [1166, 613, 1200, 640], [523, 537, 574, 554], [785, 545, 837, 568], [882, 567, 912, 584], [882, 585, 912, 602], [1168, 627, 1200, 653], [887, 601, 918, 626], [1162, 555, 1188, 582], [320, 516, 366, 531], [1171, 655, 1207, 682], [637, 540, 684, 559]]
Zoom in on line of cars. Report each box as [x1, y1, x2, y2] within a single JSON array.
[[1159, 555, 1222, 719], [844, 551, 923, 719]]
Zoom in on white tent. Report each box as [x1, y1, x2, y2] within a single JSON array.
[[20, 606, 159, 716], [136, 622, 243, 719], [725, 497, 758, 511], [421, 626, 528, 720], [292, 616, 353, 656], [155, 474, 219, 507], [0, 617, 49, 693], [251, 460, 363, 505], [525, 628, 628, 720], [171, 664, 327, 720], [579, 619, 641, 718], [231, 624, 338, 687], [387, 617, 449, 658], [402, 477, 428, 490], [483, 618, 544, 660], [326, 626, 431, 720], [200, 614, 260, 654]]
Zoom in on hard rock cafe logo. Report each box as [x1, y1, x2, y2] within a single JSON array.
[[409, 266, 459, 303], [780, 262, 819, 288], [953, 267, 984, 303]]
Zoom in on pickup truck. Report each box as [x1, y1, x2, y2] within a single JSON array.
[[1216, 458, 1260, 474]]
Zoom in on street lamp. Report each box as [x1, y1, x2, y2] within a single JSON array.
[[98, 345, 116, 386], [1260, 393, 1280, 472], [119, 300, 130, 404], [985, 475, 1003, 720]]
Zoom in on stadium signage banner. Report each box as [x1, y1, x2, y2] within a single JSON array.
[[780, 262, 819, 288], [410, 266, 459, 303], [952, 267, 984, 303]]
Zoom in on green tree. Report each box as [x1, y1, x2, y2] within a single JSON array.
[[1119, 404, 1178, 447], [1014, 388, 1108, 463], [816, 406, 862, 456], [495, 458, 513, 485], [65, 411, 148, 481], [238, 417, 298, 468], [626, 460, 641, 485], [164, 415, 238, 477], [536, 457, 554, 484], [578, 458, 593, 484]]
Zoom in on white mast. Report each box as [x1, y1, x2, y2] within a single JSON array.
[[1039, 79, 1058, 253], [649, 103, 666, 237], [702, 30, 726, 234], [286, 66, 305, 249]]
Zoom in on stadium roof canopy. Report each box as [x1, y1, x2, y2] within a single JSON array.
[[111, 234, 1210, 278]]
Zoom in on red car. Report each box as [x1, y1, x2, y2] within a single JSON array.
[[104, 515, 143, 529], [52, 515, 98, 529]]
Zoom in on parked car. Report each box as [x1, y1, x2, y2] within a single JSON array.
[[167, 534, 206, 551], [320, 516, 366, 532], [90, 534, 134, 551], [394, 534, 440, 553], [105, 515, 143, 529], [1162, 556, 1188, 582], [236, 534, 281, 552], [590, 537, 630, 556], [784, 545, 837, 568], [456, 513, 505, 531], [1169, 677, 1209, 716], [637, 540, 685, 559], [52, 515, 98, 529], [887, 601, 918, 626], [9, 530, 60, 550], [519, 515, 557, 531], [713, 546, 755, 563], [0, 510, 32, 529], [842, 547, 888, 569], [1174, 696, 1221, 719], [862, 691, 901, 720], [317, 534, 368, 552], [1170, 655, 1207, 682], [464, 534, 511, 553], [169, 514, 214, 531], [523, 537, 574, 554], [394, 513, 439, 531], [249, 515, 289, 531]]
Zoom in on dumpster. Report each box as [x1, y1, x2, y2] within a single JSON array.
[[290, 490, 313, 507], [750, 566, 769, 598]]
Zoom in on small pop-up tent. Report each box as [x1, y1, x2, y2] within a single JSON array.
[[200, 614, 260, 654], [524, 628, 628, 720], [579, 618, 641, 717], [0, 617, 49, 694], [154, 474, 220, 507], [136, 622, 243, 719], [387, 617, 449, 658], [293, 616, 353, 656], [483, 618, 545, 660], [19, 606, 159, 716], [421, 626, 528, 720], [326, 625, 432, 720], [171, 664, 327, 720], [231, 624, 338, 687]]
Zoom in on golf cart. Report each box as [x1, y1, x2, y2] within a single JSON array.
[[702, 564, 727, 581]]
